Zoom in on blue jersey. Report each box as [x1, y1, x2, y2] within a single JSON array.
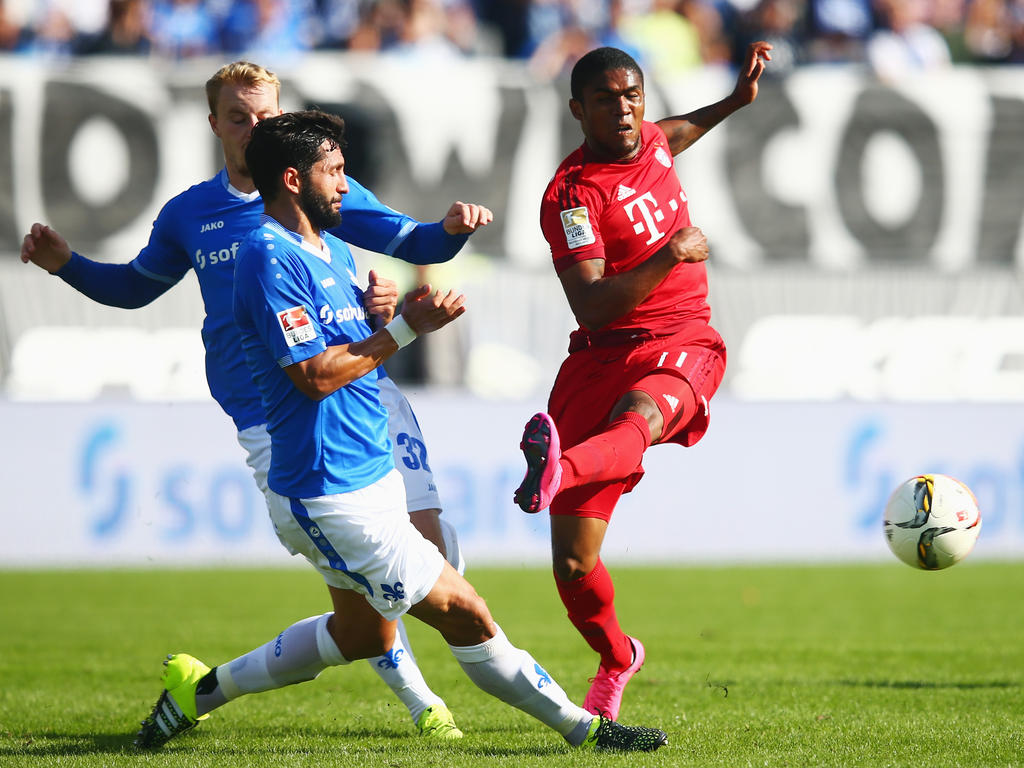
[[119, 168, 464, 430], [233, 216, 392, 498]]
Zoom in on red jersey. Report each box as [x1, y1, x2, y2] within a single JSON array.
[[540, 121, 711, 340]]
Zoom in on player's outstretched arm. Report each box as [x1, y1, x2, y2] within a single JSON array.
[[656, 41, 772, 156], [560, 227, 708, 331], [330, 177, 491, 265], [388, 200, 494, 266], [285, 284, 466, 400], [20, 222, 172, 308]]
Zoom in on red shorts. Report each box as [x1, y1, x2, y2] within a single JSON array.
[[547, 323, 726, 520]]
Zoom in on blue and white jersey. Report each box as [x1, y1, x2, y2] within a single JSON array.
[[233, 216, 393, 498], [130, 168, 454, 431]]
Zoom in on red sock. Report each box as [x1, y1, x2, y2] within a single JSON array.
[[559, 411, 651, 490], [555, 559, 633, 670]]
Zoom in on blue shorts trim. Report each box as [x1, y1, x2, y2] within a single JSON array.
[[288, 497, 374, 596]]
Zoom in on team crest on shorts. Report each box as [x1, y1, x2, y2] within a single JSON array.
[[277, 305, 317, 347], [560, 206, 595, 249]]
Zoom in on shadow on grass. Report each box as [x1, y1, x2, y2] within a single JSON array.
[[234, 723, 411, 740], [457, 745, 585, 758], [0, 732, 133, 758], [0, 725, 573, 760], [838, 679, 1018, 690]]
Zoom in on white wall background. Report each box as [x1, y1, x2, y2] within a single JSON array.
[[2, 395, 1020, 568]]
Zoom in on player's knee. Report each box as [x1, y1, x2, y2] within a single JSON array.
[[445, 595, 495, 645], [611, 391, 662, 436], [328, 619, 391, 660], [419, 576, 494, 644], [552, 551, 597, 582], [553, 559, 586, 582], [445, 580, 489, 622], [334, 632, 389, 661]]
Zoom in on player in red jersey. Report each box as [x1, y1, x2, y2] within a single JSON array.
[[515, 42, 773, 720]]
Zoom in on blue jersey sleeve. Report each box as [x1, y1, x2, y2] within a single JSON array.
[[393, 219, 468, 265], [331, 177, 469, 265], [235, 241, 327, 369], [133, 196, 196, 283], [54, 193, 196, 309], [56, 251, 174, 308]]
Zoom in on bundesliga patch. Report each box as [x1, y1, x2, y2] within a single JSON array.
[[560, 206, 595, 249], [276, 305, 317, 347]]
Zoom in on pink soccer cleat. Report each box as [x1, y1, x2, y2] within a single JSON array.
[[513, 412, 562, 513], [583, 636, 646, 721]]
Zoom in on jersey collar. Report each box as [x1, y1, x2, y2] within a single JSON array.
[[218, 168, 260, 202], [259, 214, 332, 264]]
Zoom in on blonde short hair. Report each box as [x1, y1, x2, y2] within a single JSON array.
[[205, 61, 281, 115]]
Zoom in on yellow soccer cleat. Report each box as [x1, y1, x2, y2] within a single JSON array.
[[416, 704, 464, 740], [134, 653, 212, 749]]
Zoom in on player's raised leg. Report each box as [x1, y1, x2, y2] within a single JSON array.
[[515, 407, 656, 515], [514, 412, 563, 513]]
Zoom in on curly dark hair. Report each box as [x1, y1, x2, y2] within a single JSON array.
[[570, 47, 644, 101], [245, 110, 346, 201]]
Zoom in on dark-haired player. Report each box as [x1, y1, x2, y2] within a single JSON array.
[[132, 110, 669, 753], [20, 60, 489, 740], [515, 42, 772, 720]]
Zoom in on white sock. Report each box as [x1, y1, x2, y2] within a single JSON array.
[[197, 613, 348, 716], [448, 625, 594, 745], [366, 618, 443, 725]]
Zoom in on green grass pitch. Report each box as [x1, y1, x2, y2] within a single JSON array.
[[1, 563, 1022, 767]]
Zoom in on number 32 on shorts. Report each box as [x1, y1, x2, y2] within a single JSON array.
[[396, 432, 431, 472]]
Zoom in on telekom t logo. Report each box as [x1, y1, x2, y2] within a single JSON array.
[[623, 192, 667, 245]]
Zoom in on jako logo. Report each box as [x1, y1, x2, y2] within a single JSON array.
[[200, 220, 224, 233]]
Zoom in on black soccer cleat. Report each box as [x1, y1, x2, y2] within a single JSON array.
[[581, 715, 669, 752]]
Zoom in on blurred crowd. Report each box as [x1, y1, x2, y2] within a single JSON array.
[[1, 0, 1022, 76]]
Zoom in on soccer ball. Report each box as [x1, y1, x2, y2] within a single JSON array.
[[883, 474, 982, 570]]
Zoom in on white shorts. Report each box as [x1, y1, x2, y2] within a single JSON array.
[[237, 411, 464, 575], [377, 376, 442, 512], [237, 376, 441, 515], [265, 469, 445, 620], [237, 423, 273, 496]]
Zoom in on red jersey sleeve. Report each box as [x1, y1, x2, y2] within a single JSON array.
[[540, 164, 607, 274]]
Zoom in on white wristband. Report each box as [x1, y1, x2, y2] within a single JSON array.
[[384, 315, 417, 349]]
